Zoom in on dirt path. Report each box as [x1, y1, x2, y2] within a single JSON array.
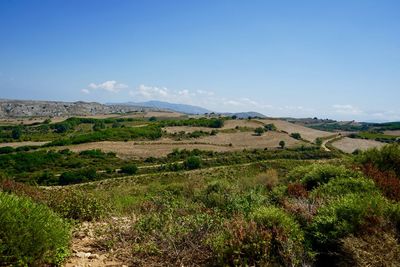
[[64, 218, 132, 267], [321, 134, 340, 152]]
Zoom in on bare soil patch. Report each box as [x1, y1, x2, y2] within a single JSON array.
[[0, 141, 49, 148], [65, 217, 132, 267], [331, 137, 385, 153]]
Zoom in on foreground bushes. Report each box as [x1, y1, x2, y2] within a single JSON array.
[[287, 164, 358, 190], [211, 206, 308, 266], [47, 189, 107, 221], [309, 193, 393, 265], [356, 144, 400, 176], [0, 192, 71, 266]]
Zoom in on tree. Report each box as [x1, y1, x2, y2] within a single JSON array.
[[279, 140, 285, 149], [315, 137, 323, 147], [120, 164, 138, 175], [184, 156, 202, 170], [92, 121, 105, 131], [254, 127, 265, 136], [149, 116, 157, 122], [264, 123, 277, 131], [54, 123, 70, 133], [290, 133, 302, 140], [11, 127, 22, 139]]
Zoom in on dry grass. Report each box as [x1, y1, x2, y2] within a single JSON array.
[[62, 131, 303, 159], [222, 119, 264, 129], [340, 230, 400, 266], [256, 119, 332, 142], [331, 137, 385, 153], [384, 130, 400, 136], [163, 126, 214, 133]]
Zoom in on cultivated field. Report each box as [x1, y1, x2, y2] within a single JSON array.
[[256, 119, 332, 142], [331, 137, 385, 153], [63, 131, 302, 158], [384, 130, 400, 136]]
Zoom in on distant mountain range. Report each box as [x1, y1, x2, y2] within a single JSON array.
[[111, 100, 266, 118], [114, 100, 211, 115], [0, 98, 266, 119]]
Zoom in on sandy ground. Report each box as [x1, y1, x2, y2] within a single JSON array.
[[384, 130, 400, 136], [331, 137, 385, 153], [63, 132, 302, 159], [65, 218, 130, 267], [0, 141, 49, 148], [256, 119, 332, 142]]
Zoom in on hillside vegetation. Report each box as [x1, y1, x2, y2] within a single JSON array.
[[1, 115, 399, 266]]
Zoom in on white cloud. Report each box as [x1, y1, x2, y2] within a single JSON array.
[[128, 84, 321, 117], [133, 84, 169, 98], [332, 104, 363, 115], [82, 80, 128, 94]]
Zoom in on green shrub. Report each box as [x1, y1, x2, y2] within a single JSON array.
[[254, 127, 265, 136], [209, 217, 273, 266], [198, 180, 235, 210], [250, 206, 304, 244], [59, 167, 97, 185], [212, 206, 306, 266], [310, 193, 388, 249], [120, 163, 138, 175], [11, 127, 22, 139], [0, 146, 14, 154], [0, 192, 71, 266], [184, 156, 202, 170], [48, 189, 107, 221], [311, 177, 377, 199], [287, 164, 358, 190], [290, 132, 302, 140], [356, 144, 400, 176], [264, 123, 277, 131]]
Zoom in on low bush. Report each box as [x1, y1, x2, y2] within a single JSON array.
[[47, 189, 107, 221], [210, 217, 273, 266], [0, 146, 14, 154], [309, 193, 389, 250], [310, 177, 377, 200], [362, 163, 400, 201], [120, 163, 138, 175], [184, 155, 202, 170], [0, 192, 71, 266], [290, 132, 302, 140], [356, 144, 400, 176], [59, 168, 97, 185], [212, 206, 307, 266], [287, 164, 358, 190]]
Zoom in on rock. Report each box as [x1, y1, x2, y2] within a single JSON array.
[[75, 251, 92, 258], [88, 253, 99, 259]]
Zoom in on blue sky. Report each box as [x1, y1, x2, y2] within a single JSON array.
[[0, 0, 399, 121]]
